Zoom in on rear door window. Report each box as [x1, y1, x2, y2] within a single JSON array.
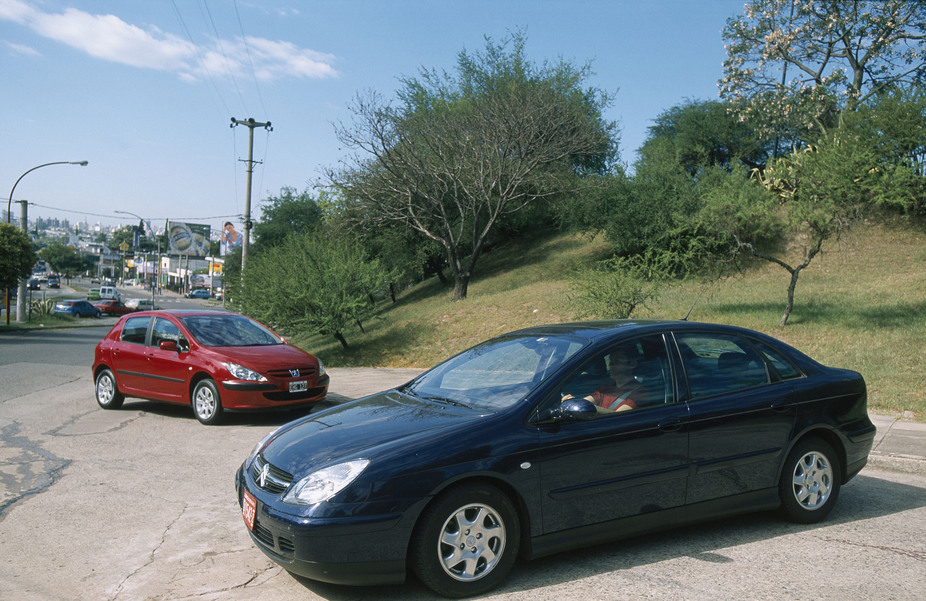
[[120, 316, 150, 345], [675, 332, 770, 399]]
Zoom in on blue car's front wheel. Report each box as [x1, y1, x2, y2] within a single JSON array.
[[411, 483, 520, 598]]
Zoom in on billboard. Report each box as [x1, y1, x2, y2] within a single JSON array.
[[167, 221, 212, 257], [221, 221, 242, 256]]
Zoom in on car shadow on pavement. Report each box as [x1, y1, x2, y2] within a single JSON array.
[[117, 397, 343, 427], [283, 472, 926, 600]]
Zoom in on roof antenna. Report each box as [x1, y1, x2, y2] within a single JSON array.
[[682, 286, 707, 321]]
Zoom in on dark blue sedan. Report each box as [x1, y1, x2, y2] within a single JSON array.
[[53, 299, 101, 318], [236, 320, 876, 597]]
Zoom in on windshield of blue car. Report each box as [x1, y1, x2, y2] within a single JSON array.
[[405, 335, 587, 411], [179, 314, 283, 347]]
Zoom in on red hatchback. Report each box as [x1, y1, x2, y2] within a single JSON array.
[[92, 310, 329, 424]]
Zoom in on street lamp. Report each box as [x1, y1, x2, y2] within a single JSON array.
[[5, 160, 88, 325]]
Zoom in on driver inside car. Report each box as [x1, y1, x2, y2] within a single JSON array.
[[562, 347, 651, 412]]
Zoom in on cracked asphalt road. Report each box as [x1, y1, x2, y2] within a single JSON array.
[[1, 330, 925, 601]]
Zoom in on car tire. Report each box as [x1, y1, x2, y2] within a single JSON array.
[[410, 483, 520, 598], [192, 379, 223, 425], [779, 437, 841, 524], [95, 368, 124, 410]]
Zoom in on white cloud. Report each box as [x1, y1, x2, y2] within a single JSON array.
[[239, 37, 338, 81], [32, 8, 194, 71], [0, 0, 338, 81], [5, 41, 40, 56]]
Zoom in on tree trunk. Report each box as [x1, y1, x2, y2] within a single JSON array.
[[779, 268, 801, 326], [452, 275, 470, 301], [334, 331, 349, 349]]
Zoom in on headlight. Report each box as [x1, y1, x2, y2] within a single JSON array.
[[225, 362, 267, 382], [317, 358, 326, 376], [282, 459, 370, 506]]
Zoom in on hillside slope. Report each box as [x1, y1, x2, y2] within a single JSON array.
[[295, 218, 926, 417]]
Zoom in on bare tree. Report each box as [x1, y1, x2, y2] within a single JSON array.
[[327, 32, 617, 300]]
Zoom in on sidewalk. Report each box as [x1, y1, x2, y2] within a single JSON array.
[[868, 413, 926, 475], [326, 368, 926, 476]]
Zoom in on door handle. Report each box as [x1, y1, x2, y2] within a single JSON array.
[[658, 418, 683, 431]]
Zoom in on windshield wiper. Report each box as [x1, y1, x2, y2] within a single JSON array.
[[418, 393, 469, 409]]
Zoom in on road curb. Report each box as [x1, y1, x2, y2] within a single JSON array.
[[867, 452, 926, 476]]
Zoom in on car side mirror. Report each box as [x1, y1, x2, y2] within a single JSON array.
[[159, 340, 180, 352], [557, 397, 599, 421]]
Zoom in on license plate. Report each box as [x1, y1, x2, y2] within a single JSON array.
[[289, 380, 308, 393], [242, 489, 257, 531]]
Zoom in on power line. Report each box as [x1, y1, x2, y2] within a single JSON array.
[[201, 0, 248, 114], [233, 0, 268, 117], [168, 0, 233, 117], [27, 201, 241, 223]]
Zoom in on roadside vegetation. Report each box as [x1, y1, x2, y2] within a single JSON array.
[[291, 217, 925, 419], [2, 2, 923, 419]]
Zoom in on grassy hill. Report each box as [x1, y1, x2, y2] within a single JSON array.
[[294, 217, 926, 418]]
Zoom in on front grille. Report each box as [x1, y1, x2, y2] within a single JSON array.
[[250, 454, 293, 494], [267, 365, 317, 379]]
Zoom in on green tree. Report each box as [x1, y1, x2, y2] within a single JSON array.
[[252, 186, 324, 248], [721, 0, 926, 142], [240, 233, 391, 348], [645, 99, 770, 174], [328, 31, 617, 300], [37, 243, 87, 278], [842, 88, 926, 214], [593, 100, 771, 276], [109, 226, 135, 250], [699, 125, 880, 325], [1, 222, 36, 298], [568, 253, 670, 319]]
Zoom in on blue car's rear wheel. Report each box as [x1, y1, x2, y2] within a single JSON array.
[[779, 437, 841, 523], [411, 483, 519, 598]]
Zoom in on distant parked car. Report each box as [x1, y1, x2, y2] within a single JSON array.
[[27, 278, 40, 290], [54, 299, 101, 318], [93, 299, 134, 316], [87, 288, 101, 300], [185, 288, 211, 299], [125, 298, 160, 311]]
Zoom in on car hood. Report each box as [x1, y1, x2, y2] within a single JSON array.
[[262, 391, 484, 477], [205, 343, 315, 371]]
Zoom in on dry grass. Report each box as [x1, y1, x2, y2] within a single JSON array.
[[293, 216, 926, 418]]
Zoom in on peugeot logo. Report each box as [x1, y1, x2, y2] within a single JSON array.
[[259, 464, 270, 488], [289, 369, 300, 377]]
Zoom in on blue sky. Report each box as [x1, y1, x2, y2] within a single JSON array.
[[1, 0, 745, 235]]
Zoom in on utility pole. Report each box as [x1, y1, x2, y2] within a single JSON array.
[[15, 199, 28, 322], [230, 117, 272, 274]]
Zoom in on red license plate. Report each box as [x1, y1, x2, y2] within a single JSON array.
[[242, 489, 257, 531]]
